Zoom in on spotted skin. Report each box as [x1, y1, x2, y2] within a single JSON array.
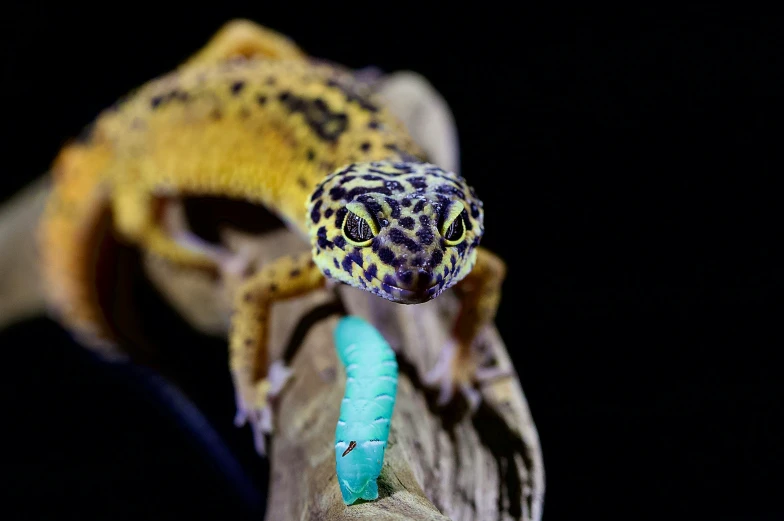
[[307, 161, 484, 304], [37, 19, 507, 456]]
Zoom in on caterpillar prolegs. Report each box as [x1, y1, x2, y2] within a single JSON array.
[[333, 315, 399, 505]]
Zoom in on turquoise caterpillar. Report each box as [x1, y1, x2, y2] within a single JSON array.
[[333, 315, 399, 505]]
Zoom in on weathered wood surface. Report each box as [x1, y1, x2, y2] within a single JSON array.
[[143, 224, 545, 521]]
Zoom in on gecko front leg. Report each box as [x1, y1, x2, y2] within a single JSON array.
[[425, 246, 511, 410], [229, 251, 326, 455]]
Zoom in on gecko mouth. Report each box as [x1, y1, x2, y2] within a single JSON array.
[[376, 280, 443, 304]]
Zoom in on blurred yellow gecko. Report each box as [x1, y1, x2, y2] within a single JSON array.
[[38, 19, 507, 454]]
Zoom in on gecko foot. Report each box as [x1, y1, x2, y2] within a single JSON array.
[[233, 360, 294, 456], [424, 337, 513, 413]]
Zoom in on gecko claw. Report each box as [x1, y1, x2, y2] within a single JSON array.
[[233, 360, 295, 456], [425, 336, 512, 412]]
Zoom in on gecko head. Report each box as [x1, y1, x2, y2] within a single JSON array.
[[306, 160, 484, 304]]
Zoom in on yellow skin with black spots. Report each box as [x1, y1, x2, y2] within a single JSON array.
[[37, 19, 507, 455]]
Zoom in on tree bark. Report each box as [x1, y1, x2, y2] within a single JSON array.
[[141, 222, 545, 520]]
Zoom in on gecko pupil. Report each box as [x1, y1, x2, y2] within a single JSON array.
[[444, 216, 464, 242], [344, 212, 374, 242]]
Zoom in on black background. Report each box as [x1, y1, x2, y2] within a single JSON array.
[[1, 4, 781, 521]]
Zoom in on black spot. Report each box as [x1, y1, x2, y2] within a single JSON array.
[[210, 108, 223, 120], [399, 217, 415, 230], [371, 237, 381, 252], [411, 256, 425, 268], [360, 141, 371, 152], [364, 264, 378, 281], [266, 77, 276, 85], [307, 149, 316, 161], [362, 174, 384, 181], [456, 241, 468, 255], [324, 268, 331, 277], [333, 258, 340, 269], [310, 185, 324, 201], [398, 270, 413, 285], [278, 91, 349, 142], [344, 186, 392, 201], [269, 284, 278, 292], [324, 208, 334, 218], [341, 257, 354, 274], [231, 81, 245, 95], [297, 177, 308, 188], [431, 250, 443, 265], [435, 184, 466, 200], [346, 250, 364, 268], [388, 228, 421, 253], [385, 197, 401, 219], [419, 215, 431, 227], [358, 196, 384, 220], [450, 255, 457, 269], [413, 200, 426, 213], [317, 226, 327, 238], [290, 269, 301, 277], [378, 248, 395, 265], [150, 95, 164, 109], [470, 202, 480, 218], [257, 95, 267, 105], [310, 200, 322, 224], [329, 187, 346, 201], [401, 198, 412, 208], [416, 228, 435, 246], [318, 236, 330, 249], [335, 207, 348, 228], [333, 235, 346, 248], [385, 180, 404, 192], [383, 274, 397, 287], [368, 120, 380, 129], [380, 218, 390, 227]]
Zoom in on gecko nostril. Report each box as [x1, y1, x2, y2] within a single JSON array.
[[397, 269, 414, 285], [416, 269, 432, 287]]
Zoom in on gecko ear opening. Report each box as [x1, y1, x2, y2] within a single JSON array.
[[343, 202, 378, 246]]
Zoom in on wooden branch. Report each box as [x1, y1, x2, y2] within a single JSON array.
[[142, 225, 545, 520], [0, 175, 51, 330]]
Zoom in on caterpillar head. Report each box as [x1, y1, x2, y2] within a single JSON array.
[[306, 160, 484, 304]]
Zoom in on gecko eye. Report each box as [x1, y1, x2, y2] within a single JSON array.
[[440, 202, 466, 246], [343, 211, 375, 246], [342, 202, 379, 246], [442, 216, 465, 245]]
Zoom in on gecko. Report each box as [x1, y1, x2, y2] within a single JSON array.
[[37, 19, 508, 455]]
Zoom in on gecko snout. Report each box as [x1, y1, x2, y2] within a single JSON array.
[[395, 267, 437, 295]]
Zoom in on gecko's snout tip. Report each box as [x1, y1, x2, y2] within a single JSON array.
[[383, 267, 442, 303]]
